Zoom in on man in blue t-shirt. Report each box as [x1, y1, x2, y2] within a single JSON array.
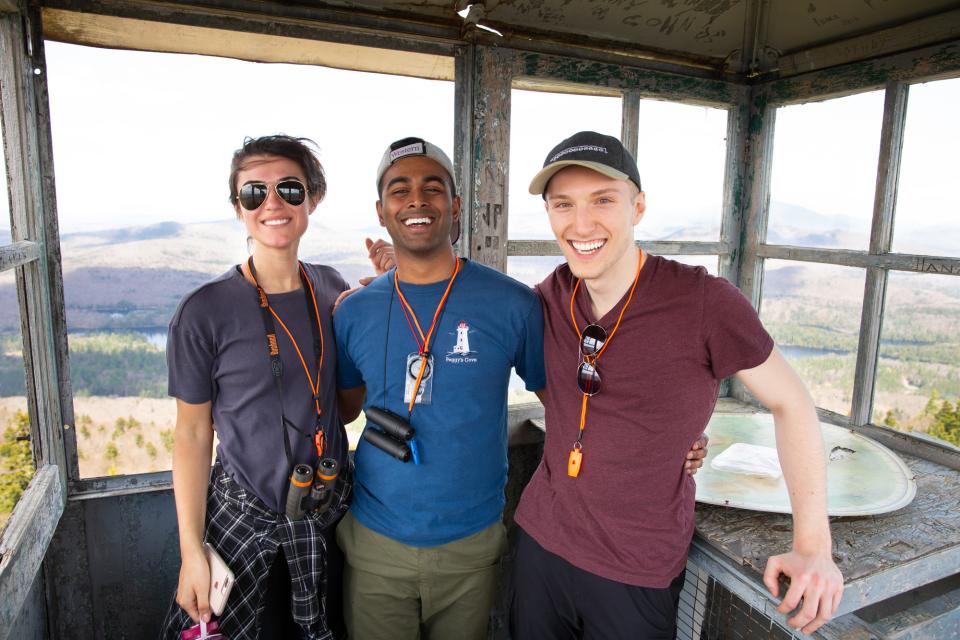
[[333, 137, 546, 640]]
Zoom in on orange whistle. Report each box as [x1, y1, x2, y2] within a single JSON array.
[[314, 431, 325, 457], [568, 448, 583, 477]]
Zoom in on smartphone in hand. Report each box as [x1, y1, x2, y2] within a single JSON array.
[[204, 543, 234, 616]]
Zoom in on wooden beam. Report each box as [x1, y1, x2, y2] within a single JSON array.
[[41, 0, 462, 56], [0, 240, 38, 272], [42, 7, 455, 81], [508, 239, 726, 257], [27, 16, 78, 483], [620, 89, 640, 160], [838, 545, 960, 618], [0, 4, 69, 491], [778, 8, 960, 79], [730, 86, 775, 404], [769, 40, 960, 106], [512, 47, 738, 107], [69, 470, 172, 500], [0, 465, 63, 637], [734, 87, 775, 310], [452, 44, 474, 257], [513, 76, 622, 98], [468, 46, 512, 272], [718, 86, 751, 285], [40, 0, 736, 81], [507, 402, 544, 448], [850, 82, 908, 426], [758, 244, 960, 275]]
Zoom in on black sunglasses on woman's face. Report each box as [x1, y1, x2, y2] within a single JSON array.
[[236, 179, 307, 211]]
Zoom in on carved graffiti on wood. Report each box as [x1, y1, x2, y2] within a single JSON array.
[[913, 257, 960, 275]]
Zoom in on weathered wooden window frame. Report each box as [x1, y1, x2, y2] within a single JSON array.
[[29, 8, 465, 499], [0, 3, 69, 630], [464, 48, 748, 420], [466, 47, 746, 284], [2, 0, 957, 589], [734, 43, 960, 466]]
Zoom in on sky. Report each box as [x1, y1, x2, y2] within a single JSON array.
[[0, 41, 958, 251]]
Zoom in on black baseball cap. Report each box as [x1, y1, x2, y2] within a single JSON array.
[[528, 131, 642, 197]]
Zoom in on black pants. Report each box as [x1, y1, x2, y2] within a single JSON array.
[[259, 524, 346, 639], [510, 527, 686, 640]]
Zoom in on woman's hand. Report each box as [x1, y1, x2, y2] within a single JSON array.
[[176, 544, 211, 623]]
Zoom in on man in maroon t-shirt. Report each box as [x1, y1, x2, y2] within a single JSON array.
[[511, 131, 843, 639]]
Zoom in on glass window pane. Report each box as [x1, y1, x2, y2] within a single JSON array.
[[509, 89, 622, 240], [507, 255, 567, 288], [874, 272, 960, 447], [0, 298, 32, 533], [892, 78, 960, 257], [668, 254, 718, 276], [768, 91, 884, 250], [760, 260, 866, 415], [506, 255, 564, 406], [45, 42, 453, 476], [635, 100, 728, 242]]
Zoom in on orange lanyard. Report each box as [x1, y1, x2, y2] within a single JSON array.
[[567, 250, 645, 477], [249, 260, 325, 417], [394, 258, 462, 413]]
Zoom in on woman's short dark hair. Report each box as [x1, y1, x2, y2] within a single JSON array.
[[228, 135, 327, 207]]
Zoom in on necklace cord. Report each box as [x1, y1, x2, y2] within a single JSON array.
[[394, 258, 462, 414], [247, 257, 327, 462], [568, 250, 646, 447]]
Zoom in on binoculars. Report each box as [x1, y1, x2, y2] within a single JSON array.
[[362, 407, 419, 464], [285, 457, 339, 520]]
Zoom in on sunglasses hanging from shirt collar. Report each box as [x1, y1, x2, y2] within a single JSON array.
[[567, 250, 645, 478], [237, 179, 307, 211]]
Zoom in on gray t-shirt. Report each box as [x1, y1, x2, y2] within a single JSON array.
[[167, 264, 350, 513]]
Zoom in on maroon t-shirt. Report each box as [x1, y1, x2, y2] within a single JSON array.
[[514, 255, 774, 587]]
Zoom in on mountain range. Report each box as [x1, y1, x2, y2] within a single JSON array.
[[0, 202, 957, 333]]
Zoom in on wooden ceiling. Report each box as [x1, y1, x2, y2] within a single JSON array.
[[305, 0, 960, 77]]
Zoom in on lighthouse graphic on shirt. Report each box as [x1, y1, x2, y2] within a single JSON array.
[[446, 320, 477, 363], [453, 321, 471, 354]]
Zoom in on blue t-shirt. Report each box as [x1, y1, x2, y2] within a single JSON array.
[[334, 259, 545, 546]]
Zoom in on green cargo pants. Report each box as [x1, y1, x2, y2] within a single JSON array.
[[336, 512, 507, 640]]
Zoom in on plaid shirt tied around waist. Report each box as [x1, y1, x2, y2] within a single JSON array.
[[161, 459, 352, 640]]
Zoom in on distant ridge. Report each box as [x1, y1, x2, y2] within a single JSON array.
[[63, 221, 185, 244]]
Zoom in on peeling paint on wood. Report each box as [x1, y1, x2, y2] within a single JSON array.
[[696, 452, 960, 614], [0, 240, 39, 272], [769, 41, 960, 105], [0, 466, 63, 635]]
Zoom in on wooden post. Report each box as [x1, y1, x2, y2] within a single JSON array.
[[467, 45, 512, 272], [850, 81, 908, 426], [731, 85, 775, 403], [719, 85, 751, 285], [0, 2, 69, 631], [621, 89, 639, 159], [453, 44, 475, 258]]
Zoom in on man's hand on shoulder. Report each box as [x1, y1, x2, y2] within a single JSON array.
[[685, 432, 708, 475], [763, 546, 843, 635], [366, 237, 395, 275], [334, 238, 397, 312]]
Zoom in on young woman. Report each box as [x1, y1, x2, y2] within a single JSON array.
[[160, 135, 375, 640]]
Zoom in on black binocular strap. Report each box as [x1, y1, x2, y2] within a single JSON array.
[[248, 258, 324, 469]]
